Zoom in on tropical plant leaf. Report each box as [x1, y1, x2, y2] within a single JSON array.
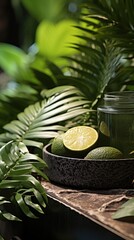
[[15, 192, 38, 218], [22, 188, 47, 209], [21, 0, 65, 22], [66, 39, 123, 105], [0, 86, 91, 148], [112, 198, 134, 222], [0, 234, 5, 240], [35, 19, 84, 66], [0, 209, 21, 222], [84, 0, 134, 55], [24, 195, 44, 214], [0, 43, 34, 82], [0, 141, 48, 220], [31, 68, 56, 89], [41, 85, 86, 98], [60, 2, 134, 107]]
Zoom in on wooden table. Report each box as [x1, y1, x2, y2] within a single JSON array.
[[42, 180, 134, 240]]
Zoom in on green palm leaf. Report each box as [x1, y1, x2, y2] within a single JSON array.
[[84, 0, 134, 54], [66, 39, 123, 105], [0, 141, 48, 221], [62, 1, 134, 108], [0, 235, 4, 240], [0, 86, 91, 148]]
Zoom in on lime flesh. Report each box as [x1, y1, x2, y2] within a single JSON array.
[[63, 126, 98, 152]]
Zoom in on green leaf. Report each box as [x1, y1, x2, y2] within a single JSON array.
[[112, 198, 134, 222], [0, 234, 5, 240], [0, 86, 90, 147], [23, 140, 43, 149], [0, 180, 24, 189], [0, 43, 33, 81], [24, 195, 44, 214], [22, 188, 47, 209], [1, 212, 21, 221], [15, 192, 38, 218], [21, 0, 65, 22], [41, 85, 85, 98], [36, 20, 84, 65]]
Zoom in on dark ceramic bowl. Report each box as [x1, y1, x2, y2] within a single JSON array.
[[43, 143, 134, 189]]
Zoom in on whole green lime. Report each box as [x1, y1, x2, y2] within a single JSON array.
[[84, 146, 123, 160], [51, 134, 68, 156]]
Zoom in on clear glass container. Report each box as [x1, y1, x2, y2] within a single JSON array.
[[97, 91, 134, 156]]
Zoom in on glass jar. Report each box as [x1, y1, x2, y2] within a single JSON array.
[[97, 91, 134, 156]]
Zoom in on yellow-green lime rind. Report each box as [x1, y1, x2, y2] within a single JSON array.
[[99, 121, 110, 137], [128, 150, 134, 158], [84, 146, 123, 160], [51, 134, 68, 156], [63, 126, 98, 152]]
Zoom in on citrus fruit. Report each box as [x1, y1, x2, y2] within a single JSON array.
[[63, 126, 98, 152], [98, 121, 110, 147], [99, 121, 110, 137], [84, 146, 123, 160], [51, 134, 68, 156], [128, 150, 134, 158]]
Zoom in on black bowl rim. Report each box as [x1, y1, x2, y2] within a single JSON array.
[[43, 143, 134, 162]]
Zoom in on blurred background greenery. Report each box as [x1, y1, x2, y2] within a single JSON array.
[[0, 0, 86, 48], [0, 0, 88, 129], [0, 0, 134, 132]]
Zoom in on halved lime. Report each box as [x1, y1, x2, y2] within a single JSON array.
[[63, 126, 98, 152]]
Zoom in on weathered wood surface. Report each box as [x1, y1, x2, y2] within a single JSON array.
[[42, 180, 134, 240]]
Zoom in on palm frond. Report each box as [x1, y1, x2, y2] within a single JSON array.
[[61, 2, 134, 107], [64, 40, 123, 106], [0, 86, 91, 148], [84, 0, 134, 54], [0, 141, 48, 221]]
